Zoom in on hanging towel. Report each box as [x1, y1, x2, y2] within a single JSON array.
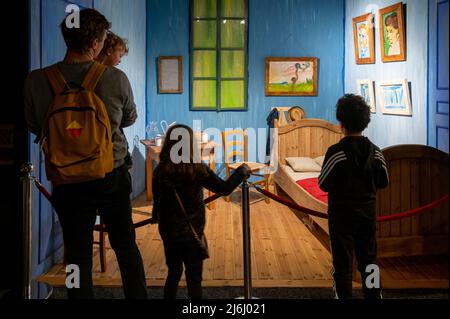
[[265, 108, 279, 164]]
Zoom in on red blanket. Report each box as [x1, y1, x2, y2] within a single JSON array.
[[296, 177, 328, 204]]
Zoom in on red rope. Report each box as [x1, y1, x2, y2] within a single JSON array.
[[376, 195, 449, 222], [254, 186, 329, 219], [34, 180, 52, 202], [253, 186, 449, 223], [204, 193, 221, 204], [94, 193, 221, 231], [33, 181, 222, 231]]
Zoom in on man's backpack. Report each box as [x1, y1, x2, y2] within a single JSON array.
[[41, 62, 114, 184]]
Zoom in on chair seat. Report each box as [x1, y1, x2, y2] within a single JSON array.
[[228, 162, 269, 174]]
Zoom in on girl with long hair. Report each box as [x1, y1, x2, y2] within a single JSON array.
[[151, 124, 250, 299]]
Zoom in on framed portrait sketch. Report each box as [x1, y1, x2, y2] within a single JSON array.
[[352, 13, 375, 64], [158, 56, 183, 93], [377, 79, 411, 116], [379, 2, 406, 62], [265, 57, 318, 96], [357, 79, 376, 113]]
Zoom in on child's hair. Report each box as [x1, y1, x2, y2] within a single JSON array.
[[336, 94, 371, 133], [159, 124, 196, 164], [158, 124, 201, 179], [100, 31, 129, 56]]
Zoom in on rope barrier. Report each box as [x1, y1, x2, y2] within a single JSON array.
[[33, 179, 51, 202], [204, 193, 221, 204], [253, 186, 329, 219], [95, 193, 221, 231], [252, 185, 449, 223], [34, 177, 447, 226], [375, 195, 449, 222], [32, 178, 221, 231]]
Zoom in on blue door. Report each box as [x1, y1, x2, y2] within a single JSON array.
[[429, 0, 449, 153], [28, 0, 93, 282]]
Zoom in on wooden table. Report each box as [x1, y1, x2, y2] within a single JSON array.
[[140, 140, 217, 209]]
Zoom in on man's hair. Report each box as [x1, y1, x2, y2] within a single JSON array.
[[100, 31, 129, 56], [385, 12, 398, 29], [60, 8, 111, 53], [336, 94, 371, 133]]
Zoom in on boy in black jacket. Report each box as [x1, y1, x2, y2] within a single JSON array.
[[319, 94, 389, 299]]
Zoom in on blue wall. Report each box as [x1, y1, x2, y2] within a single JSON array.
[[147, 0, 345, 146], [28, 0, 147, 278], [29, 0, 93, 283], [95, 0, 147, 197], [345, 0, 428, 148]]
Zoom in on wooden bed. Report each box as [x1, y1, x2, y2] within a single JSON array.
[[375, 144, 449, 258], [273, 116, 449, 259], [273, 117, 343, 234]]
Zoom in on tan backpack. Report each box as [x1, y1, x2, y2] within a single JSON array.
[[41, 62, 114, 184]]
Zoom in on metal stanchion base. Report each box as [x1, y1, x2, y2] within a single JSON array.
[[29, 281, 53, 299]]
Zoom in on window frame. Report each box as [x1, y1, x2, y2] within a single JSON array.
[[189, 0, 249, 112]]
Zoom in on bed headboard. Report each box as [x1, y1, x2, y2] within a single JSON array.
[[377, 144, 449, 257], [276, 118, 343, 165], [272, 106, 306, 126]]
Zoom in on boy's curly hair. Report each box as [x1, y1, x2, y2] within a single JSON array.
[[60, 8, 111, 54], [336, 94, 371, 133]]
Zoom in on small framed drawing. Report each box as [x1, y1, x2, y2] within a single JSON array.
[[357, 79, 376, 113], [158, 56, 182, 93], [377, 79, 411, 116], [265, 57, 318, 96], [352, 13, 375, 64], [379, 2, 406, 62]]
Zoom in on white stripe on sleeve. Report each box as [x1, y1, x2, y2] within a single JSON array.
[[319, 152, 346, 184], [320, 151, 345, 176], [318, 156, 347, 186]]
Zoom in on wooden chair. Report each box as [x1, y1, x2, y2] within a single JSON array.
[[63, 213, 107, 273], [93, 215, 107, 273], [222, 129, 270, 203]]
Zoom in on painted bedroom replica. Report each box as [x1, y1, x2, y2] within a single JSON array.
[[3, 0, 448, 300]]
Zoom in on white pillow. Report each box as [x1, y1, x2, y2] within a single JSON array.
[[314, 155, 325, 167], [285, 157, 322, 172]]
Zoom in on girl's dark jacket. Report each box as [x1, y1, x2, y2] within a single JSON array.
[[152, 163, 249, 242]]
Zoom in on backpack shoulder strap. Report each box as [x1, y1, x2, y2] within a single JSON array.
[[82, 61, 107, 91], [44, 64, 66, 95]]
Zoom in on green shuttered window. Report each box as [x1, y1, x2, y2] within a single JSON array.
[[191, 0, 248, 111]]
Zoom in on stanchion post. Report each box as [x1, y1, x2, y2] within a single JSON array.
[[242, 180, 252, 299], [20, 163, 33, 299]]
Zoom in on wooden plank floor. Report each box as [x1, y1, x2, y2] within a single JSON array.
[[40, 189, 334, 288], [39, 189, 448, 289]]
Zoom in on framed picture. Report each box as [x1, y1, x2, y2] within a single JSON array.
[[357, 79, 376, 113], [379, 2, 406, 62], [377, 79, 411, 116], [352, 13, 375, 64], [265, 57, 318, 96], [158, 56, 182, 93]]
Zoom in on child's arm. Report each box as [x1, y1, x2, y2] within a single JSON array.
[[374, 149, 389, 189], [201, 164, 250, 195], [318, 148, 347, 192]]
